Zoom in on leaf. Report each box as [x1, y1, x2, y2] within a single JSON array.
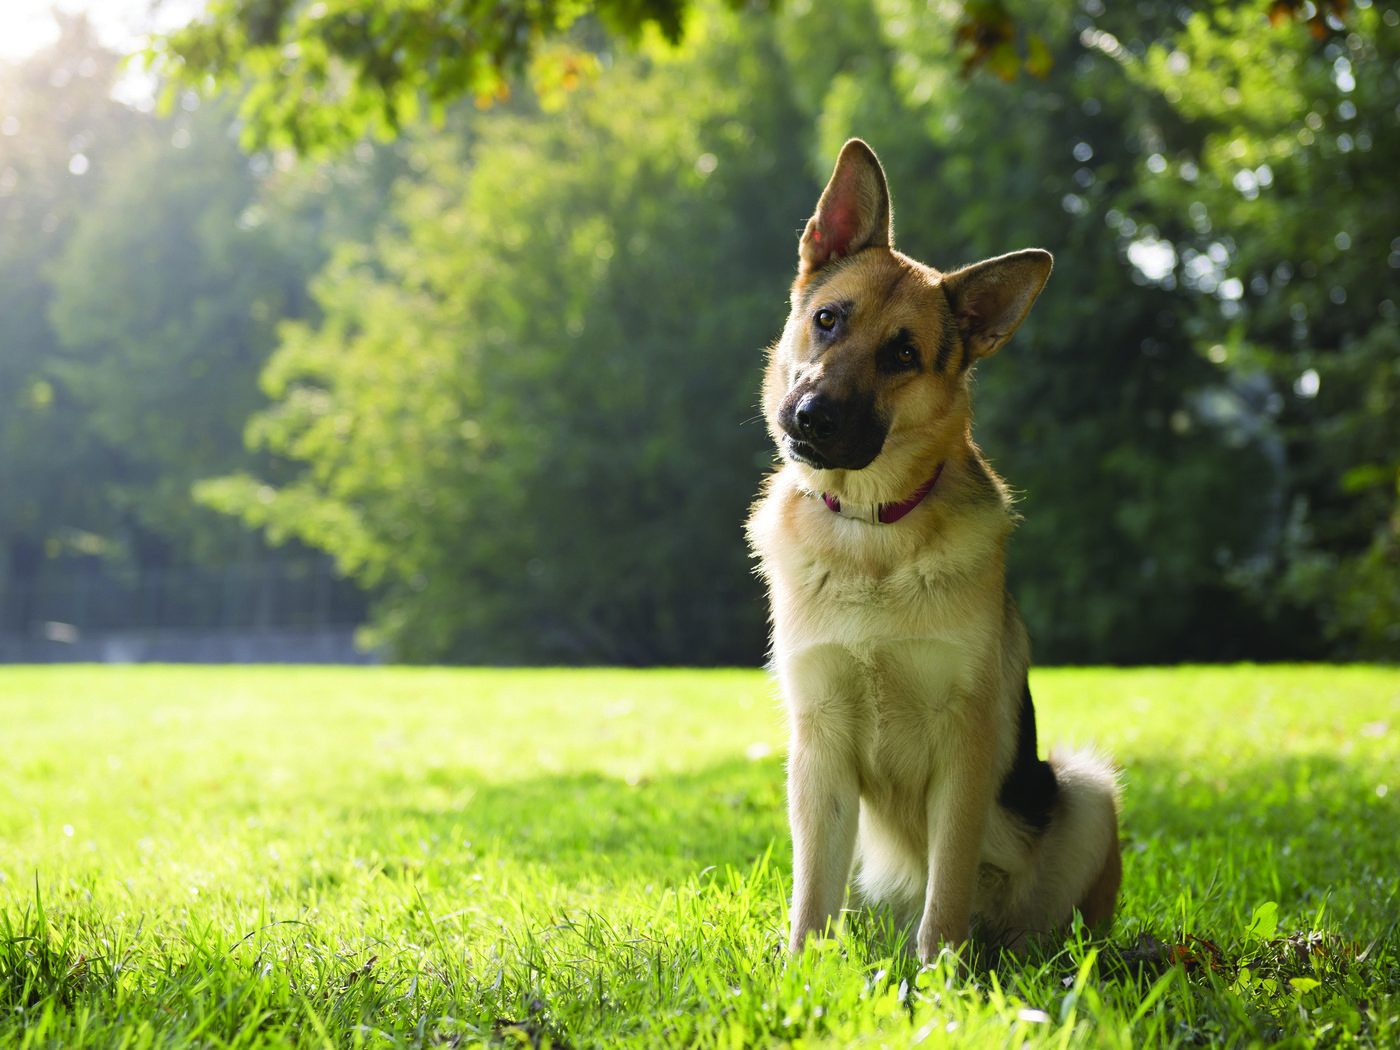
[[987, 40, 1021, 82], [1289, 977, 1321, 995], [1340, 464, 1394, 494], [1245, 901, 1279, 944], [1024, 33, 1053, 79], [1268, 0, 1295, 27]]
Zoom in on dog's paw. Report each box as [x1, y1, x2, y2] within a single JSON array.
[[916, 915, 968, 964]]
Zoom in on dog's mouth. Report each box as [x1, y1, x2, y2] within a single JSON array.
[[781, 435, 836, 470], [781, 433, 885, 473]]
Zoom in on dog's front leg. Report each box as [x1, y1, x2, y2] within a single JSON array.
[[786, 714, 859, 955], [917, 708, 997, 962]]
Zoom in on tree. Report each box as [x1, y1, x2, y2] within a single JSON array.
[[1, 16, 393, 632], [43, 96, 297, 566], [147, 0, 1079, 155], [1121, 0, 1400, 656], [173, 0, 1396, 662], [196, 10, 810, 663], [0, 17, 147, 605], [774, 0, 1285, 661], [148, 0, 776, 152], [773, 0, 1399, 661]]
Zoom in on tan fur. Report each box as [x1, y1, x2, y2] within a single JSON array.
[[747, 140, 1121, 962]]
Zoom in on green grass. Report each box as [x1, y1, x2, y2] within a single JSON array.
[[1, 664, 1396, 1048]]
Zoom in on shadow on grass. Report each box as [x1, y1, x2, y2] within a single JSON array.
[[341, 746, 1397, 932], [1119, 752, 1398, 930], [349, 754, 792, 891]]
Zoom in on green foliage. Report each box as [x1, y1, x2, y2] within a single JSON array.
[[1, 664, 1397, 1047], [43, 97, 305, 563], [191, 0, 1400, 664], [5, 0, 1398, 662], [201, 11, 809, 663], [784, 0, 1399, 661], [783, 0, 1285, 661], [0, 16, 399, 605], [149, 0, 775, 153], [0, 17, 145, 564], [1122, 0, 1400, 658]]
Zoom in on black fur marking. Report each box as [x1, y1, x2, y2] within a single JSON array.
[[933, 323, 959, 373], [875, 328, 920, 374], [957, 330, 976, 372], [998, 679, 1058, 833], [882, 266, 910, 302]]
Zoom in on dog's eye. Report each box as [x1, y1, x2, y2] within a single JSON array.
[[877, 329, 920, 373], [814, 308, 838, 331]]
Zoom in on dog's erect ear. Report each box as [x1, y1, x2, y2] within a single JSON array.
[[941, 249, 1053, 359], [799, 139, 892, 277]]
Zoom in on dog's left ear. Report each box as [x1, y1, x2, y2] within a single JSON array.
[[942, 249, 1053, 359], [799, 139, 893, 278]]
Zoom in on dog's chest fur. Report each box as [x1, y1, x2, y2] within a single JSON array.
[[753, 465, 1022, 807], [750, 460, 1013, 655]]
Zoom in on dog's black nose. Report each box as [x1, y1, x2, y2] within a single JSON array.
[[794, 394, 839, 441]]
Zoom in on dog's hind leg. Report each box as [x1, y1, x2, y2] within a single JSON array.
[[1031, 747, 1121, 933], [1075, 816, 1121, 929]]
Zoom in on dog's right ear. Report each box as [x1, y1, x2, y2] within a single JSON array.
[[799, 139, 892, 278]]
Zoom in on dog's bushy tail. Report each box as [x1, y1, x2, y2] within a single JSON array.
[[1038, 745, 1122, 929], [978, 744, 1122, 951]]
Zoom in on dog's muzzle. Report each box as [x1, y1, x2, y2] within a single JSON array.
[[779, 391, 886, 471]]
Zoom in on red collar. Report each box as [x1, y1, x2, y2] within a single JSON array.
[[821, 463, 944, 525]]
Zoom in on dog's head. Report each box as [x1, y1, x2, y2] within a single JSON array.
[[764, 140, 1052, 504]]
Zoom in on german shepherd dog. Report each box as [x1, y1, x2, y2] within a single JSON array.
[[747, 140, 1121, 962]]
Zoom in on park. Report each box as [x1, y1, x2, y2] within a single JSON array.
[[1, 0, 1397, 1046]]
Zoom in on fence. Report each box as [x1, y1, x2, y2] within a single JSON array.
[[0, 557, 375, 663]]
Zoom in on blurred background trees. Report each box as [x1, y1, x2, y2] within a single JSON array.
[[2, 0, 1396, 663]]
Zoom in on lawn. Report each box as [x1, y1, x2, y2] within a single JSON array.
[[1, 664, 1396, 1048]]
